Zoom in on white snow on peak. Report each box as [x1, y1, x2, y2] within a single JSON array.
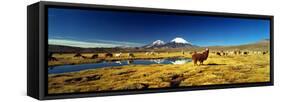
[[152, 40, 165, 45], [170, 37, 190, 44]]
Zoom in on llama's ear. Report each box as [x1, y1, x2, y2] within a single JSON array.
[[206, 48, 209, 50]]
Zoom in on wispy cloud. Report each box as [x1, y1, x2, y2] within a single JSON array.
[[48, 39, 144, 48]]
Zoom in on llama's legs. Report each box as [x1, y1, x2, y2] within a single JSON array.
[[194, 60, 198, 66], [199, 61, 203, 65]]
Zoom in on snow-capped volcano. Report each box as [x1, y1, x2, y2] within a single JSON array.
[[152, 40, 165, 45], [142, 37, 197, 49], [143, 40, 165, 48], [164, 37, 195, 48], [170, 37, 190, 44]]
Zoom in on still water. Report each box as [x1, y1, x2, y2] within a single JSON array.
[[48, 58, 191, 74]]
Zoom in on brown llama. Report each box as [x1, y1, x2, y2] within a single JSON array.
[[216, 52, 221, 56], [48, 56, 58, 61], [81, 56, 87, 59], [128, 53, 135, 58], [74, 53, 82, 57], [48, 52, 58, 61], [91, 54, 99, 59], [192, 48, 209, 65], [243, 51, 249, 55], [105, 53, 113, 57]]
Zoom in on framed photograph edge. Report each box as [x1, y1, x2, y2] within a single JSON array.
[[27, 1, 274, 100]]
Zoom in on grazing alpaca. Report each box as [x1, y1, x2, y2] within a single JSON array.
[[145, 52, 150, 55], [150, 52, 155, 56], [216, 52, 221, 56], [115, 53, 122, 57], [48, 57, 58, 61], [225, 52, 229, 56], [192, 48, 209, 65], [128, 53, 135, 58], [243, 52, 249, 55], [91, 54, 98, 59], [234, 51, 238, 55], [219, 51, 227, 56], [222, 52, 227, 56], [238, 51, 242, 55], [148, 51, 156, 56], [105, 53, 113, 57], [74, 53, 82, 57], [81, 56, 87, 59], [48, 52, 58, 61]]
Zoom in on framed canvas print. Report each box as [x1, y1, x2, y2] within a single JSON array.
[[27, 1, 274, 100]]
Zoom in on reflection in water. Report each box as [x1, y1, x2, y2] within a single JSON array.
[[170, 59, 190, 65], [48, 58, 191, 74], [49, 67, 54, 70], [150, 59, 165, 64], [150, 58, 190, 65], [115, 61, 122, 64]]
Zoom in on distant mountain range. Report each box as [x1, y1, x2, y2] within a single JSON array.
[[143, 37, 197, 49], [207, 39, 270, 51], [49, 38, 270, 53]]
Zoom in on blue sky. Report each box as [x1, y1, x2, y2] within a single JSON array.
[[48, 7, 270, 48]]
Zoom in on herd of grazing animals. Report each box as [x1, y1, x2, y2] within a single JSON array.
[[190, 49, 269, 65], [48, 52, 136, 61], [73, 53, 82, 57], [211, 50, 268, 56], [48, 49, 269, 67], [145, 51, 159, 56]]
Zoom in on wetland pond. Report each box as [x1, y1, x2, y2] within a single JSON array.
[[48, 58, 192, 74]]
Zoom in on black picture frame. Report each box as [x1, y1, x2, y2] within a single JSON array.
[[27, 1, 274, 100]]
